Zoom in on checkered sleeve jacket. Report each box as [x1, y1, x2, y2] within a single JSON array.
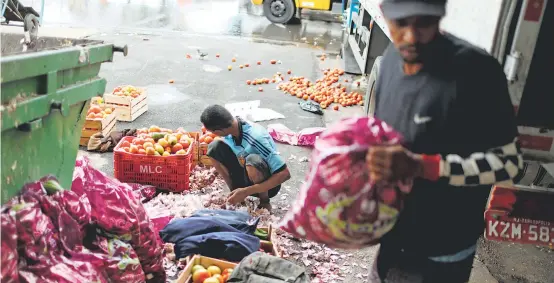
[[423, 138, 524, 186]]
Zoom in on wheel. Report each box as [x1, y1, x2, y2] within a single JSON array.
[[364, 56, 382, 116], [23, 14, 39, 41], [263, 0, 296, 24]]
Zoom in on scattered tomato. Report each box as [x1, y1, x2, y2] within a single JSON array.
[[246, 80, 252, 85], [258, 87, 263, 92], [270, 59, 277, 64], [216, 54, 220, 58], [239, 65, 244, 69], [287, 70, 291, 74], [257, 61, 261, 65]]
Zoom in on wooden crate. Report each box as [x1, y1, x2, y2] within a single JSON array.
[[176, 255, 237, 283], [187, 132, 200, 166], [80, 112, 117, 146], [260, 240, 281, 258], [198, 143, 213, 167], [104, 91, 148, 122]]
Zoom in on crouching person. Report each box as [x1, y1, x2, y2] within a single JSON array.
[[200, 105, 291, 211]]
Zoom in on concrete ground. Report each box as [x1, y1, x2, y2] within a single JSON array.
[[3, 0, 552, 282]]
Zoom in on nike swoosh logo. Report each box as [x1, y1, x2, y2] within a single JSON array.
[[414, 114, 432, 124]]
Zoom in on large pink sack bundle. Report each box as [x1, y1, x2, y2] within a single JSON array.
[[278, 117, 412, 248], [72, 157, 165, 282]]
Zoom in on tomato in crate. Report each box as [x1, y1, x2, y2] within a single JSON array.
[[198, 128, 218, 167], [113, 136, 195, 192], [104, 86, 148, 122]]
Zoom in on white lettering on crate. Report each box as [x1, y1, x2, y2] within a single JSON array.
[[140, 165, 163, 174]]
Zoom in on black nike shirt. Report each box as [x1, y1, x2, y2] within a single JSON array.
[[374, 34, 518, 256]]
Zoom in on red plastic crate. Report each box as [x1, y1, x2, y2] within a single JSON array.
[[114, 136, 195, 192]]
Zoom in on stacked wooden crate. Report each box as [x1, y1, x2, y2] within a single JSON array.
[[80, 98, 117, 146], [104, 86, 148, 122]]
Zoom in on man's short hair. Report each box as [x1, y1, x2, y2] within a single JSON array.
[[200, 105, 234, 131]]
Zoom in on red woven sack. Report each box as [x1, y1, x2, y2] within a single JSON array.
[[278, 117, 412, 248]]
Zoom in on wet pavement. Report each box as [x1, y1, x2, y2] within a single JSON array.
[[17, 0, 344, 52]]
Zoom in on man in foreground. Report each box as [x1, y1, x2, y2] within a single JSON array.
[[365, 0, 523, 282], [200, 105, 290, 211]]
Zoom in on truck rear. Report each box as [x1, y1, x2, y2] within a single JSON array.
[[345, 0, 553, 160]]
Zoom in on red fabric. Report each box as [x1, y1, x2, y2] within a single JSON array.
[[421, 154, 441, 181], [278, 117, 413, 249]]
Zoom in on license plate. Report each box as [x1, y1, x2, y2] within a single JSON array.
[[485, 212, 554, 246]]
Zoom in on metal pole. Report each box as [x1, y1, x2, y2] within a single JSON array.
[[39, 0, 44, 24], [1, 0, 9, 20]]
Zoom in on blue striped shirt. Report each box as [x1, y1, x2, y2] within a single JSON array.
[[222, 119, 286, 174]]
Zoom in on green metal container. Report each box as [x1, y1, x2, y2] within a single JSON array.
[[1, 33, 127, 203]]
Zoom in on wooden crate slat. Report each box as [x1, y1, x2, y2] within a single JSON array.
[[82, 119, 102, 130], [104, 91, 147, 106], [199, 155, 213, 167], [79, 138, 90, 147], [80, 112, 117, 145], [116, 101, 148, 122], [82, 112, 116, 130], [105, 91, 148, 122]]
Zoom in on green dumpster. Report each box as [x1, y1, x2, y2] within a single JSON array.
[[1, 33, 128, 203]]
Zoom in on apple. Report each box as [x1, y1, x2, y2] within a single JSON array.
[[192, 269, 210, 283], [207, 265, 221, 276], [192, 265, 206, 273], [203, 277, 220, 283], [211, 274, 224, 283], [222, 268, 233, 276]]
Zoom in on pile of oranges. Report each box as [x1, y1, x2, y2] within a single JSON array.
[[86, 105, 113, 120], [117, 126, 195, 156], [278, 68, 363, 110]]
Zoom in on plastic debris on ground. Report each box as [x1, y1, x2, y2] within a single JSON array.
[[267, 123, 326, 146], [129, 183, 157, 203], [225, 100, 285, 122], [299, 100, 323, 115]]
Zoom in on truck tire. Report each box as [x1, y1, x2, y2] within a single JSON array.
[[364, 56, 382, 117], [23, 14, 39, 42], [263, 0, 296, 24]]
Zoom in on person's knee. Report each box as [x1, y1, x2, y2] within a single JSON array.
[[245, 154, 266, 184], [207, 139, 228, 155], [245, 154, 264, 165], [246, 165, 265, 184]]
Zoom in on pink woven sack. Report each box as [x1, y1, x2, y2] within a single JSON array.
[[278, 117, 412, 248]]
